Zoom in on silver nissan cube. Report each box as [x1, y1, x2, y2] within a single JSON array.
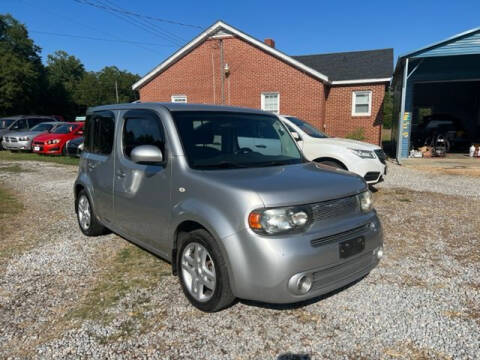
[[74, 103, 383, 312]]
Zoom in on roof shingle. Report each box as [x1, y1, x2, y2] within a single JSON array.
[[293, 48, 393, 81]]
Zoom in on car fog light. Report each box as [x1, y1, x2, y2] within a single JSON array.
[[376, 246, 384, 260], [297, 275, 313, 294]]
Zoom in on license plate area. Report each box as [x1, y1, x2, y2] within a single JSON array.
[[339, 237, 365, 259]]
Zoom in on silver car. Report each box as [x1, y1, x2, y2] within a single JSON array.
[[2, 122, 65, 151], [74, 103, 383, 312]]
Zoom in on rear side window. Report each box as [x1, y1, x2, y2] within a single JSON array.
[[122, 110, 165, 159], [84, 111, 115, 155]]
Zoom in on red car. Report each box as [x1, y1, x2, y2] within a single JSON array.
[[32, 122, 84, 155]]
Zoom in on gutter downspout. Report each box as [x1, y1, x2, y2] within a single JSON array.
[[396, 57, 409, 165]]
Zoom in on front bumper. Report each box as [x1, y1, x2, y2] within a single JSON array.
[[349, 159, 386, 184], [1, 139, 32, 150], [224, 213, 383, 303], [32, 142, 62, 155]]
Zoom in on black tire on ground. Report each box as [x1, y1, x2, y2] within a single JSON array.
[[315, 159, 347, 170], [75, 189, 108, 236], [177, 229, 235, 312]]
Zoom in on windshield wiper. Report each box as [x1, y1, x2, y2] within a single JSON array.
[[196, 161, 248, 169]]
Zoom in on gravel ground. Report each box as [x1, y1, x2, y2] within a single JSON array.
[[378, 160, 480, 199], [0, 160, 479, 359]]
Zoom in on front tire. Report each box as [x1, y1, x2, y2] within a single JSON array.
[[76, 190, 107, 236], [177, 229, 235, 312]]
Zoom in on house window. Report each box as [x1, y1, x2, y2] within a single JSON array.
[[171, 95, 187, 103], [261, 92, 280, 114], [352, 91, 372, 116]]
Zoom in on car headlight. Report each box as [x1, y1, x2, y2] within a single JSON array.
[[18, 136, 30, 141], [350, 148, 375, 159], [78, 143, 84, 151], [249, 206, 311, 234], [358, 191, 373, 212], [47, 139, 60, 145]]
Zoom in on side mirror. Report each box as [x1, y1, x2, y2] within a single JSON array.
[[291, 131, 301, 141], [130, 145, 164, 164]]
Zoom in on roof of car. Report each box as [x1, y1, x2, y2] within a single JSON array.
[[88, 102, 269, 115], [0, 115, 59, 120]]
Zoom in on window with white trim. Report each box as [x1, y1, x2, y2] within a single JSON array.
[[261, 92, 280, 114], [171, 95, 187, 103], [352, 91, 372, 116]]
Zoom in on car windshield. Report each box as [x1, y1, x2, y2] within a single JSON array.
[[0, 119, 15, 129], [286, 116, 328, 138], [52, 124, 77, 134], [173, 111, 304, 170], [31, 123, 54, 132]]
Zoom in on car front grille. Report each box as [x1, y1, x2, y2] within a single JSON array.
[[33, 140, 44, 145], [311, 223, 369, 247], [374, 149, 386, 164], [311, 196, 359, 222], [9, 137, 18, 143]]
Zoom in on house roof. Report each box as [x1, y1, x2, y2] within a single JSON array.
[[132, 21, 392, 90], [293, 49, 393, 83]]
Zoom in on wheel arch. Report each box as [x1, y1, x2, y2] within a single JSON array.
[[313, 157, 348, 170]]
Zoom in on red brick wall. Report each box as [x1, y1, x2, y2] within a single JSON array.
[[139, 36, 385, 145], [325, 84, 385, 145], [139, 36, 325, 129]]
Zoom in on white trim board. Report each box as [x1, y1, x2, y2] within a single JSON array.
[[331, 77, 391, 85], [132, 21, 330, 90]]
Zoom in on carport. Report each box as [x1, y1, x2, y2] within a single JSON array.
[[392, 27, 480, 159]]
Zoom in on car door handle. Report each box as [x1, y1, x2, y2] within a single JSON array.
[[116, 170, 127, 178]]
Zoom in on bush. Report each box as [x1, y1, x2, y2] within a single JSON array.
[[345, 127, 366, 141]]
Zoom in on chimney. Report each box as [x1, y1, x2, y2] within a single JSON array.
[[264, 38, 275, 48]]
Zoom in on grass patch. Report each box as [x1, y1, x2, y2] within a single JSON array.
[[0, 164, 33, 173], [69, 244, 170, 326], [0, 184, 23, 221], [0, 150, 79, 166]]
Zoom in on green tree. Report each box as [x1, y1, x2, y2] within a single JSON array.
[[46, 50, 85, 119], [74, 66, 140, 111], [382, 89, 393, 129], [0, 14, 44, 115]]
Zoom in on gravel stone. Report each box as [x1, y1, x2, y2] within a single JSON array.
[[0, 160, 478, 359]]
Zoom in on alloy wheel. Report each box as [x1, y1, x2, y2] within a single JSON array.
[[181, 242, 216, 302]]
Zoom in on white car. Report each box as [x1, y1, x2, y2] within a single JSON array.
[[279, 115, 387, 184]]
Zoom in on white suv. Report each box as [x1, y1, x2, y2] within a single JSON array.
[[279, 115, 387, 184]]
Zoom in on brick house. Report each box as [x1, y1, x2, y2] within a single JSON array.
[[133, 21, 393, 145]]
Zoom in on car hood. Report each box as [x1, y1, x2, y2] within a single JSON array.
[[313, 137, 381, 150], [5, 130, 44, 138], [34, 133, 69, 142], [198, 162, 367, 207]]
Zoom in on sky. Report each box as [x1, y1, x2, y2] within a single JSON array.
[[1, 0, 479, 77]]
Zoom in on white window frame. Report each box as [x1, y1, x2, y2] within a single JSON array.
[[261, 92, 280, 114], [171, 94, 187, 103], [352, 91, 372, 116]]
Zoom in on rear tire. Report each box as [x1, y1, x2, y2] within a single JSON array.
[[177, 229, 235, 312], [76, 190, 107, 236]]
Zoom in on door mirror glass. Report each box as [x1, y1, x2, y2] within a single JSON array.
[[291, 131, 301, 141], [130, 145, 163, 164]]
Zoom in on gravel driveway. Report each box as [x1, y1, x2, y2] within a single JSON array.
[[0, 160, 479, 359]]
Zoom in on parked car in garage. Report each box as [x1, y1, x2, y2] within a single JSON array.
[[279, 115, 387, 184], [32, 122, 84, 155], [66, 136, 84, 157], [74, 103, 383, 312], [2, 122, 65, 152], [0, 115, 59, 150]]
